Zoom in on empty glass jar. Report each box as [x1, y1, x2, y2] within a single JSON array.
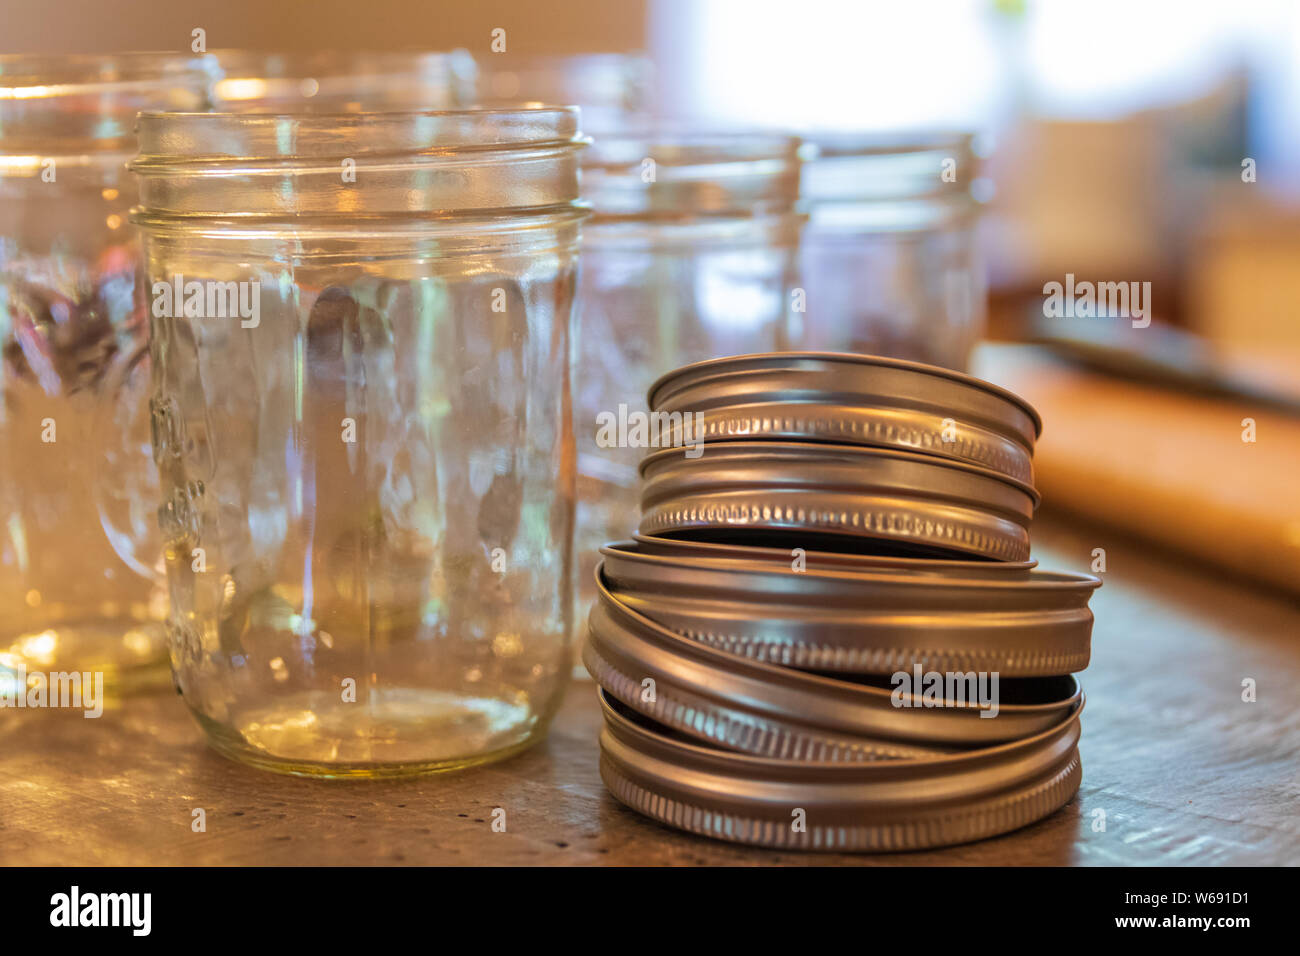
[[129, 109, 587, 776], [798, 132, 986, 370], [0, 53, 213, 693], [574, 133, 804, 643]]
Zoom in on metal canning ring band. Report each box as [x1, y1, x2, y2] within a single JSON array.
[[662, 403, 1036, 486], [601, 541, 1099, 677], [646, 351, 1040, 487], [582, 625, 947, 762], [586, 568, 1082, 754], [597, 688, 1084, 852], [630, 532, 1040, 574], [639, 442, 1038, 562]]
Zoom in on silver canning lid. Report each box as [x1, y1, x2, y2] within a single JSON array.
[[647, 352, 1040, 486], [585, 568, 1082, 758], [598, 689, 1083, 852], [602, 541, 1099, 677], [638, 441, 1039, 562]]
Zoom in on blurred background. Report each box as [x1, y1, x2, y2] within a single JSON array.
[[5, 0, 1297, 593], [8, 0, 1298, 347]]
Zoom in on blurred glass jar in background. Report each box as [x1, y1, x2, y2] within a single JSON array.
[[208, 50, 477, 111], [797, 133, 987, 371], [129, 109, 586, 777], [575, 133, 804, 644], [0, 53, 213, 694], [475, 52, 652, 133]]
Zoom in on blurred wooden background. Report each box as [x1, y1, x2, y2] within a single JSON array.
[[0, 0, 647, 54]]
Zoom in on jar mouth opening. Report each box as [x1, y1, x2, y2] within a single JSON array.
[[205, 49, 476, 111], [129, 203, 592, 238], [132, 106, 586, 167], [476, 52, 652, 103], [481, 51, 649, 70], [1, 53, 215, 159], [207, 48, 473, 73], [130, 108, 588, 219], [585, 130, 803, 168], [581, 131, 803, 217], [799, 129, 984, 205], [138, 104, 578, 121], [0, 51, 215, 96], [801, 130, 977, 160]]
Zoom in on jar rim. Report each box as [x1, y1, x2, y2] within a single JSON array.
[[477, 52, 652, 98], [585, 129, 802, 167], [137, 104, 578, 122], [0, 51, 215, 95], [800, 129, 977, 160], [799, 129, 984, 207], [132, 105, 585, 166], [1, 52, 215, 160], [205, 49, 476, 111], [582, 129, 803, 220], [207, 48, 473, 71], [130, 107, 588, 222]]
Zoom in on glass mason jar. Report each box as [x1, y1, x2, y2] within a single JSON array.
[[798, 133, 986, 371], [208, 50, 477, 112], [574, 133, 804, 648], [0, 53, 213, 694], [129, 109, 587, 776], [476, 53, 653, 134]]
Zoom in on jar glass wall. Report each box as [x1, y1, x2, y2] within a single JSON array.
[[797, 133, 986, 371], [0, 53, 213, 693], [575, 133, 804, 646], [129, 109, 586, 776]]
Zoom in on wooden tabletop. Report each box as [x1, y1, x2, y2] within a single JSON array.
[[3, 515, 1297, 866]]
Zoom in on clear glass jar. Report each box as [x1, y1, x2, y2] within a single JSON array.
[[129, 109, 587, 776], [575, 133, 804, 648], [476, 53, 653, 134], [0, 53, 213, 693], [208, 50, 477, 112], [798, 132, 986, 371]]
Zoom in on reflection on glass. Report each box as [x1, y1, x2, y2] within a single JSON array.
[[0, 53, 212, 692]]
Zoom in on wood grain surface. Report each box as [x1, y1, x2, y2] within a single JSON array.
[[2, 516, 1297, 866]]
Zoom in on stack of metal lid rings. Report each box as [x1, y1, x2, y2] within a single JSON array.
[[585, 352, 1101, 852]]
